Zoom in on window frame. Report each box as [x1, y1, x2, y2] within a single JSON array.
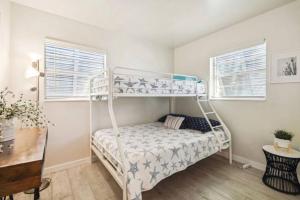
[[43, 38, 106, 101], [209, 42, 267, 101]]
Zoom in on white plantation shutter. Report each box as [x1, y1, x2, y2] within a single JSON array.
[[45, 40, 105, 99], [210, 43, 266, 99]]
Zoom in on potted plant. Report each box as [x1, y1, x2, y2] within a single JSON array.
[[0, 88, 50, 142], [274, 130, 294, 149]]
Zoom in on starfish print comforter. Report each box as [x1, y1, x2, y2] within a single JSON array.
[[92, 122, 227, 200]]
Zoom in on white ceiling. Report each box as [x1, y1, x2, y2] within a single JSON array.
[[11, 0, 294, 47]]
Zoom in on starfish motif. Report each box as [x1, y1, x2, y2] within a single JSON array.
[[114, 76, 124, 85], [132, 193, 142, 200], [161, 162, 168, 171], [170, 147, 180, 160], [139, 78, 148, 87], [171, 162, 177, 170], [143, 160, 151, 169], [149, 167, 160, 183], [156, 154, 162, 162], [124, 79, 137, 92], [179, 160, 185, 167], [194, 147, 201, 159], [150, 84, 158, 89], [128, 162, 139, 178]]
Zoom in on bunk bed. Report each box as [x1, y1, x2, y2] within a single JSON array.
[[89, 67, 232, 200]]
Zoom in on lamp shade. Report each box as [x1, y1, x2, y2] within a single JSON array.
[[25, 66, 40, 78]]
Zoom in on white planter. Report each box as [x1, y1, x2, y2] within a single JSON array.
[[274, 137, 291, 149], [0, 119, 15, 142]]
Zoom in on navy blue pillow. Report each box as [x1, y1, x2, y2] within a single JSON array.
[[157, 113, 188, 129], [184, 116, 220, 133]]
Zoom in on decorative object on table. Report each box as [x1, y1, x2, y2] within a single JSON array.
[[0, 88, 49, 143], [271, 50, 300, 83], [262, 145, 300, 195], [273, 129, 294, 152]]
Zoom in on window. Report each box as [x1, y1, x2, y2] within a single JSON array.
[[44, 40, 105, 99], [210, 43, 266, 100]]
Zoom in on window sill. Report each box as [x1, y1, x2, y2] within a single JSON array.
[[43, 98, 90, 102], [209, 97, 266, 101]]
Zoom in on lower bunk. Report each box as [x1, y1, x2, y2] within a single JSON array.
[[91, 122, 228, 200]]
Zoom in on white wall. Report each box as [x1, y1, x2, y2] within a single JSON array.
[[0, 0, 10, 88], [174, 1, 300, 166], [9, 3, 173, 167]]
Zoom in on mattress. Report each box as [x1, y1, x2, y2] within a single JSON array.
[[92, 122, 226, 200], [92, 74, 206, 95]]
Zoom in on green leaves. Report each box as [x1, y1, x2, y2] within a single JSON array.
[[0, 88, 50, 128], [274, 130, 294, 141]]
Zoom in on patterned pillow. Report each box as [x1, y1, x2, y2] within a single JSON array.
[[157, 113, 188, 129], [164, 115, 185, 130], [184, 116, 220, 133]]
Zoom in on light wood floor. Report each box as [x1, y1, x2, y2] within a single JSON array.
[[14, 155, 299, 200]]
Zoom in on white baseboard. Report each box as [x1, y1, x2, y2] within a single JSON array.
[[44, 157, 90, 174], [232, 154, 266, 171], [218, 152, 266, 171]]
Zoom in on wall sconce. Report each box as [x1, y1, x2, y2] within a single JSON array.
[[25, 58, 44, 102]]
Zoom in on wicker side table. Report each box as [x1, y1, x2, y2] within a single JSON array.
[[262, 145, 300, 195]]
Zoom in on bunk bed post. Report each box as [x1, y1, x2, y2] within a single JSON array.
[[107, 68, 128, 200], [89, 78, 96, 163]]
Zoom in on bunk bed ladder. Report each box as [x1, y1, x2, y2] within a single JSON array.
[[107, 69, 128, 200], [196, 96, 232, 164]]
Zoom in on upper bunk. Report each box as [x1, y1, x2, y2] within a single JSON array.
[[89, 66, 207, 99]]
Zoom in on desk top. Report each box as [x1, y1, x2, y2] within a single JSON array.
[[263, 145, 300, 159], [0, 128, 48, 168]]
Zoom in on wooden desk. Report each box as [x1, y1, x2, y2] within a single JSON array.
[[0, 128, 48, 199]]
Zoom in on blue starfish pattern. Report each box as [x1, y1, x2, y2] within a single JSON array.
[[143, 160, 151, 169], [179, 160, 185, 167], [149, 167, 159, 183], [128, 162, 139, 178], [170, 147, 180, 160], [132, 193, 142, 200], [124, 79, 137, 92], [114, 76, 124, 85], [139, 78, 148, 87], [161, 162, 168, 171]]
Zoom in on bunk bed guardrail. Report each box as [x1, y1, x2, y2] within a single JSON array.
[[89, 66, 207, 98]]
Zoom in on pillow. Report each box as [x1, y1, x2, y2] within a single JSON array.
[[158, 113, 188, 129], [184, 117, 220, 133], [164, 115, 185, 130]]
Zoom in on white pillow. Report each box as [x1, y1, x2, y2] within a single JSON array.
[[164, 115, 185, 130]]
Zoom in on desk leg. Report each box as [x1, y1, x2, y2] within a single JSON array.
[[34, 188, 40, 200]]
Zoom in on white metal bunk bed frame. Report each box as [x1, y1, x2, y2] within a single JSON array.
[[89, 66, 232, 200]]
